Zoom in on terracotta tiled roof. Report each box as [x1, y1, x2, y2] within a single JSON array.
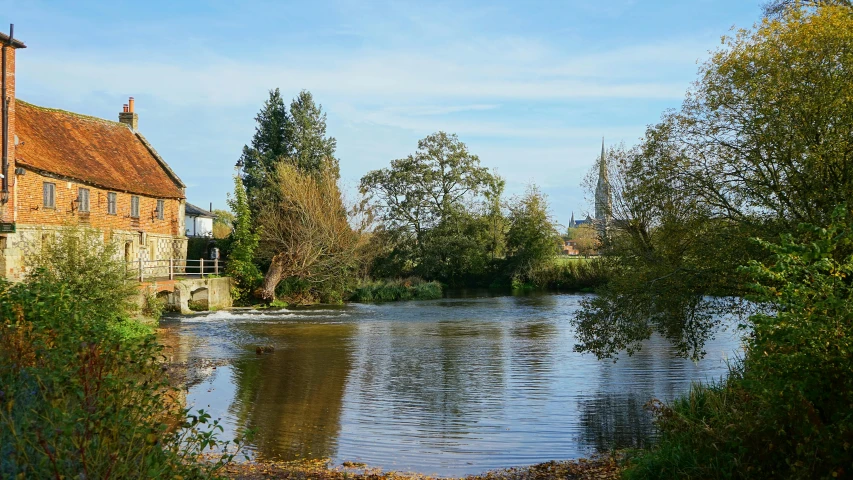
[[14, 100, 185, 199], [0, 32, 27, 49]]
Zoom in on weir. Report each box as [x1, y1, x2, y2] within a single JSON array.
[[139, 276, 232, 314]]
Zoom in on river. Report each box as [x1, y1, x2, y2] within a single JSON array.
[[158, 292, 742, 477]]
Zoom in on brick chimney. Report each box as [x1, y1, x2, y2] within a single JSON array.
[[1, 26, 25, 217], [118, 96, 138, 131]]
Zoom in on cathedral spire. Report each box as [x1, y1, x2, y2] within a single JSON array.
[[570, 211, 575, 227], [595, 138, 612, 225]]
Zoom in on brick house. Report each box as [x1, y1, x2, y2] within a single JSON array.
[[0, 32, 187, 280]]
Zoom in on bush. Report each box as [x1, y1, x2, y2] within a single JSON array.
[[350, 277, 443, 302], [504, 257, 610, 291], [24, 226, 139, 321], [142, 287, 167, 321], [625, 208, 853, 479], [1, 228, 246, 478]]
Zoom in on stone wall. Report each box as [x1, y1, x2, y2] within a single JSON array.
[[0, 224, 187, 281]]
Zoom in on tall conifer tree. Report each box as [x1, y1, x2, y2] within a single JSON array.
[[288, 90, 339, 178], [240, 88, 291, 218]]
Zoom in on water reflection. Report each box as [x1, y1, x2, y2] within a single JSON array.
[[229, 322, 356, 460], [166, 295, 740, 476]]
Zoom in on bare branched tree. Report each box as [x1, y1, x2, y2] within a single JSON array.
[[257, 163, 370, 301]]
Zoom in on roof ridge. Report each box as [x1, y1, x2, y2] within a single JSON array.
[[185, 202, 215, 217], [17, 99, 127, 128]]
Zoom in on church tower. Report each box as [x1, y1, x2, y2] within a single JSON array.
[[594, 138, 612, 229]]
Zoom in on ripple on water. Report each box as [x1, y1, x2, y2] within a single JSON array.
[[169, 294, 743, 477]]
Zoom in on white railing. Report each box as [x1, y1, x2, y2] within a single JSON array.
[[126, 258, 226, 282]]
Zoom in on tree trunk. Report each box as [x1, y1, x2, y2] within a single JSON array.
[[260, 253, 287, 301]]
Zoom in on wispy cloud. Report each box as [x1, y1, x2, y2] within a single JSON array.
[[4, 0, 757, 221]]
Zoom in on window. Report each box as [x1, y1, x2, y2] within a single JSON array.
[[107, 192, 117, 215], [78, 188, 90, 213], [130, 196, 140, 218], [156, 199, 165, 220], [42, 182, 55, 209]]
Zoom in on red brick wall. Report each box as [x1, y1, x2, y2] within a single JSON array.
[[15, 168, 183, 236], [0, 44, 15, 223]]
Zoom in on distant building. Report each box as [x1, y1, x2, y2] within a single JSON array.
[[562, 240, 579, 256], [594, 138, 612, 237], [0, 32, 188, 280], [569, 211, 591, 228], [185, 203, 215, 238]]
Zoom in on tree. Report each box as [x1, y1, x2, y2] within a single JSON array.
[[257, 164, 368, 302], [763, 0, 851, 16], [504, 185, 561, 283], [574, 6, 853, 359], [678, 5, 853, 230], [360, 132, 504, 283], [288, 90, 338, 177], [360, 132, 502, 281], [568, 223, 599, 257], [239, 89, 338, 218], [240, 88, 291, 217], [226, 174, 262, 303], [212, 208, 234, 239]]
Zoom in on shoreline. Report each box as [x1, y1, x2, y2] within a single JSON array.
[[219, 454, 624, 480]]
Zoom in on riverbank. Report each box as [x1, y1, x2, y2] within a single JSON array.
[[220, 454, 624, 479]]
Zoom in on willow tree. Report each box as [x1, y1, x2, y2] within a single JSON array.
[[574, 5, 853, 360], [257, 164, 368, 302]]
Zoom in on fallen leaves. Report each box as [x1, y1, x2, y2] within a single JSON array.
[[220, 453, 625, 480]]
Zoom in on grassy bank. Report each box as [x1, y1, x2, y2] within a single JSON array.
[[502, 257, 609, 292], [350, 277, 443, 302]]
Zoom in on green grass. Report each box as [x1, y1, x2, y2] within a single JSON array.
[[534, 256, 609, 291], [553, 255, 595, 265], [107, 317, 156, 341], [350, 277, 443, 302]]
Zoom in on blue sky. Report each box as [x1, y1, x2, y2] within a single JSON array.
[[2, 0, 761, 225]]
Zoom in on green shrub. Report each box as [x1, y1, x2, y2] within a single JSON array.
[[226, 174, 263, 305], [350, 277, 443, 302], [523, 257, 610, 291], [625, 207, 853, 479], [142, 287, 167, 321], [24, 225, 139, 321], [0, 275, 246, 479], [1, 226, 246, 478]]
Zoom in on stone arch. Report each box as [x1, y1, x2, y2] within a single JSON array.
[[189, 287, 209, 311]]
